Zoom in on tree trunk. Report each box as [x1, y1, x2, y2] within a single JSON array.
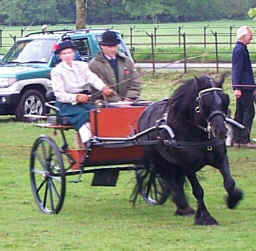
[[76, 0, 87, 29]]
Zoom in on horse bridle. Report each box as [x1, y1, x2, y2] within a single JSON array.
[[193, 86, 228, 146], [156, 80, 244, 151], [196, 87, 226, 123]]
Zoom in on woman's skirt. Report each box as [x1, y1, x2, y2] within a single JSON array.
[[55, 102, 95, 130]]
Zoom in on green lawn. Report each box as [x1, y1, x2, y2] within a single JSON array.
[[1, 71, 256, 250]]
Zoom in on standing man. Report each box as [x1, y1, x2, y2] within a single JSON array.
[[232, 26, 256, 147], [89, 31, 141, 102]]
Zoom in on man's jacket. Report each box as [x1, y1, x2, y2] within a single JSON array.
[[89, 52, 141, 102], [232, 41, 255, 90]]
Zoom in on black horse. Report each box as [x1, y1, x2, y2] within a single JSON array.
[[134, 74, 243, 225]]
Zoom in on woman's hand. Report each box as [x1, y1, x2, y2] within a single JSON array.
[[76, 94, 89, 103], [102, 86, 115, 97], [234, 89, 242, 99]]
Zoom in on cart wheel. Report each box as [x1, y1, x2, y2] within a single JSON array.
[[136, 169, 169, 205], [30, 136, 66, 214]]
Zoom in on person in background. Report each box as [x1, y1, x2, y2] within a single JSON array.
[[51, 40, 114, 152], [232, 26, 256, 148], [89, 30, 140, 103]]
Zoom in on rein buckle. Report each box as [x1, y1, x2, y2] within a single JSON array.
[[207, 145, 213, 151]]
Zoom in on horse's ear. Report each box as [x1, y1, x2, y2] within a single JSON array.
[[216, 72, 229, 88]]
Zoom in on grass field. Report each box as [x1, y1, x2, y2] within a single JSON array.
[[1, 70, 256, 250], [1, 19, 256, 62]]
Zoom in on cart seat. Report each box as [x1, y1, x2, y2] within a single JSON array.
[[44, 91, 74, 128]]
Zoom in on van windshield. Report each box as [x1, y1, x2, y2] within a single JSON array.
[[3, 39, 57, 64]]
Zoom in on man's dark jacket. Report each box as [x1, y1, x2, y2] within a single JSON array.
[[232, 41, 255, 90]]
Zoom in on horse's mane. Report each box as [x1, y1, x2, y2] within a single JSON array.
[[168, 76, 211, 122]]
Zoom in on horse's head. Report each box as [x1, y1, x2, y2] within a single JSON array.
[[195, 74, 229, 139]]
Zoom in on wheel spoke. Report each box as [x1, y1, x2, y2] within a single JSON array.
[[145, 174, 153, 198], [136, 169, 168, 206], [43, 181, 49, 208], [36, 179, 47, 194], [48, 181, 55, 211], [152, 178, 159, 200], [49, 179, 60, 200]]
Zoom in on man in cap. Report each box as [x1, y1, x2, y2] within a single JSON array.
[[89, 30, 140, 102], [232, 26, 256, 148], [51, 40, 114, 151]]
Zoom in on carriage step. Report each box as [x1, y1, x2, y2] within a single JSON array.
[[91, 169, 119, 186]]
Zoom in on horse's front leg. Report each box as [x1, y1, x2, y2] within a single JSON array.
[[216, 156, 243, 209], [187, 173, 218, 225]]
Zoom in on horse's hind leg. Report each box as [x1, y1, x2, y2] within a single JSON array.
[[217, 156, 243, 209], [170, 170, 195, 216], [187, 173, 218, 225]]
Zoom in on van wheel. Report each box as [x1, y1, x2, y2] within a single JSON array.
[[15, 89, 46, 121]]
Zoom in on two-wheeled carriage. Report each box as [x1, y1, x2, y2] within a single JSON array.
[[29, 100, 175, 214]]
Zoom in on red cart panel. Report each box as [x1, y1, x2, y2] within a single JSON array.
[[90, 106, 146, 138]]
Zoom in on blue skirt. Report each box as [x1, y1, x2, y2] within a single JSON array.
[[55, 102, 95, 130]]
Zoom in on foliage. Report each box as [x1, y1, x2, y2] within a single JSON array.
[[248, 7, 256, 20], [1, 0, 60, 25], [0, 0, 255, 25]]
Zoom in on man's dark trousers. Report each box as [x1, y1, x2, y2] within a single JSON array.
[[233, 90, 255, 144]]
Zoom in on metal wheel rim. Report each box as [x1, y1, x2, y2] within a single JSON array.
[[24, 95, 43, 115]]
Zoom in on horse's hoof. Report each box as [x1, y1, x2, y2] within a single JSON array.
[[226, 188, 243, 209], [194, 216, 218, 226], [175, 207, 195, 216]]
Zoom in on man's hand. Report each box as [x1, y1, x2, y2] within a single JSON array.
[[76, 94, 89, 103], [234, 89, 242, 99], [102, 86, 115, 97]]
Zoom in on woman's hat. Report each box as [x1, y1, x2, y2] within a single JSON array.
[[99, 31, 121, 46], [54, 40, 75, 54]]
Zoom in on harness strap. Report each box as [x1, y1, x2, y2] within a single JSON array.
[[164, 138, 225, 150]]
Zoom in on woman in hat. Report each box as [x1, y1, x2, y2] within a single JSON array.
[[51, 40, 114, 151]]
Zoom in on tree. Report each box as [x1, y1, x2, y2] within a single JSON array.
[[0, 0, 255, 26], [76, 0, 87, 29]]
